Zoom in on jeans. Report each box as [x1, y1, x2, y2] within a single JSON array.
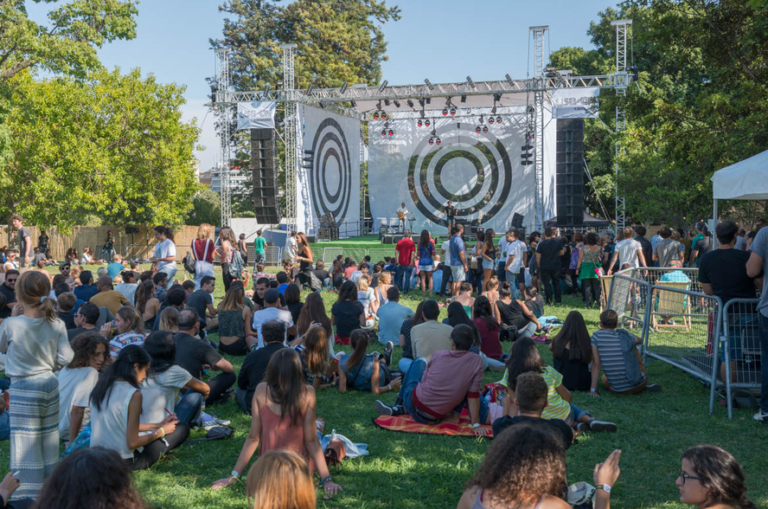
[[235, 387, 250, 414], [540, 268, 561, 304], [103, 249, 115, 264], [398, 357, 413, 374], [398, 218, 405, 232], [481, 353, 505, 371], [497, 261, 506, 283], [175, 391, 204, 426], [581, 278, 601, 307], [159, 266, 177, 288], [568, 403, 592, 426], [439, 269, 452, 296], [205, 372, 236, 406], [0, 411, 9, 440], [517, 322, 538, 341], [506, 270, 522, 299], [760, 313, 768, 413], [395, 265, 415, 294], [254, 253, 264, 265]]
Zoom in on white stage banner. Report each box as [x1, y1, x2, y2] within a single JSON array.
[[296, 105, 361, 235], [368, 112, 556, 235], [552, 87, 600, 119], [237, 101, 277, 130]]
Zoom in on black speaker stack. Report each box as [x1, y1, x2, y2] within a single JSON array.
[[555, 119, 585, 226], [318, 212, 339, 241], [251, 129, 281, 225]]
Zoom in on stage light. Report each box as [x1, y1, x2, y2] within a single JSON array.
[[306, 84, 314, 95], [424, 78, 435, 91], [436, 137, 442, 145], [442, 108, 448, 116], [319, 99, 329, 109], [479, 115, 484, 124], [476, 125, 481, 133], [429, 137, 434, 145], [425, 119, 431, 127], [381, 129, 387, 137], [426, 97, 431, 105], [493, 93, 502, 102], [373, 112, 379, 119], [394, 100, 401, 108], [417, 119, 423, 127], [496, 116, 502, 124], [450, 108, 456, 116], [522, 143, 533, 151], [505, 73, 514, 86], [388, 129, 394, 137], [378, 80, 388, 92], [340, 82, 348, 94], [491, 106, 497, 115], [419, 98, 425, 107], [489, 116, 495, 124], [350, 100, 356, 108], [483, 126, 488, 133], [384, 99, 391, 106], [407, 99, 414, 108], [263, 83, 271, 94], [381, 111, 387, 119], [466, 76, 476, 89], [461, 94, 467, 103]]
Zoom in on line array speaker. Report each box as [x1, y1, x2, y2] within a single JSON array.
[[251, 128, 281, 224], [555, 119, 585, 226]]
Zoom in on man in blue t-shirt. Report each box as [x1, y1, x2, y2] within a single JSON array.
[[448, 225, 468, 297]]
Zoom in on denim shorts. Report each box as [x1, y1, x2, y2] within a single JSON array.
[[450, 265, 466, 282], [482, 259, 494, 270]]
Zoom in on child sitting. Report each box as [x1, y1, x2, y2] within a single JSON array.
[[589, 310, 662, 396]]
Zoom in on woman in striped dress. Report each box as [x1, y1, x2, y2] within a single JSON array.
[[0, 271, 74, 499]]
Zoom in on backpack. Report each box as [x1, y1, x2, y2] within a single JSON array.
[[228, 249, 244, 279], [183, 252, 196, 275]]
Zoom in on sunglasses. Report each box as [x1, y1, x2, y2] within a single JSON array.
[[678, 470, 702, 484], [6, 278, 17, 283]]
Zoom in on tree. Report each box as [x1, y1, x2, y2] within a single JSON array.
[[0, 68, 201, 230], [185, 188, 222, 226], [0, 0, 138, 82]]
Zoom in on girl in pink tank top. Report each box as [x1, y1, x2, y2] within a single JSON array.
[[211, 349, 342, 498]]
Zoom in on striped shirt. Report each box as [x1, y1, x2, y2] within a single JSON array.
[[591, 330, 646, 392]]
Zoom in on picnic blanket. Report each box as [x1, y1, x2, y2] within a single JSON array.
[[372, 414, 493, 437]]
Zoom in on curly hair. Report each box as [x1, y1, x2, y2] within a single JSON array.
[[35, 447, 146, 509], [468, 424, 566, 506], [683, 446, 756, 509], [68, 332, 110, 369]]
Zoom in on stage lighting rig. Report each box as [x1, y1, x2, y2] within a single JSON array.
[[475, 125, 481, 134], [460, 94, 467, 103], [393, 100, 401, 108], [424, 78, 435, 91], [425, 119, 431, 127], [496, 116, 502, 124], [521, 133, 533, 165], [340, 82, 348, 94], [407, 99, 414, 108], [483, 126, 488, 133], [436, 137, 442, 145], [429, 137, 434, 145], [489, 116, 495, 124], [305, 84, 314, 96], [378, 80, 388, 92], [505, 73, 514, 87], [442, 108, 448, 116], [450, 108, 456, 116], [466, 76, 476, 89], [417, 119, 423, 127], [373, 111, 379, 119]]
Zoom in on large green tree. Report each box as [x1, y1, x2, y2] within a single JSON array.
[[0, 68, 201, 230]]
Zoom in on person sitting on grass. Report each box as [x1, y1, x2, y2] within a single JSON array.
[[501, 337, 617, 433], [398, 300, 426, 374], [331, 281, 365, 346], [253, 262, 274, 281], [106, 307, 146, 359], [157, 306, 179, 333], [375, 324, 490, 436], [251, 289, 295, 348], [589, 309, 662, 396], [245, 450, 316, 509], [211, 348, 343, 497], [236, 321, 287, 414], [216, 284, 257, 355], [474, 296, 503, 363], [676, 445, 756, 509], [491, 371, 573, 449], [57, 332, 109, 445], [524, 286, 545, 319], [295, 291, 333, 341], [89, 345, 183, 471], [357, 276, 377, 327], [56, 292, 78, 330], [339, 330, 399, 395], [449, 282, 475, 317], [457, 425, 622, 509], [411, 299, 453, 361], [377, 286, 414, 347], [496, 282, 542, 341], [296, 326, 338, 390], [550, 311, 592, 392]]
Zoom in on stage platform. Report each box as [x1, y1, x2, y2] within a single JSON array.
[[307, 233, 454, 264]]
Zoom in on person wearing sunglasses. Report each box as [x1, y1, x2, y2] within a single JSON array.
[[0, 270, 18, 316], [677, 445, 755, 509]]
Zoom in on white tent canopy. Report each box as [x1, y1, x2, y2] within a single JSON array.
[[711, 149, 768, 200]]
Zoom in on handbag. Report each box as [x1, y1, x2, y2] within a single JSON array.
[[324, 439, 347, 467], [183, 252, 196, 275]]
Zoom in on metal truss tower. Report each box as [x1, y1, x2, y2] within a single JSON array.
[[612, 19, 632, 232], [530, 25, 549, 232], [215, 48, 232, 227], [281, 44, 298, 232]]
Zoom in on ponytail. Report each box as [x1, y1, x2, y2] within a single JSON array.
[[90, 345, 151, 412], [154, 225, 174, 243], [345, 329, 370, 371], [15, 271, 57, 323], [499, 281, 513, 299]]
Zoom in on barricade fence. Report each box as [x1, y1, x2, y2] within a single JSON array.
[[606, 267, 759, 418]]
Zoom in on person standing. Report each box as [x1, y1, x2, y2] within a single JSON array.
[[286, 231, 298, 263], [653, 226, 684, 268], [151, 226, 177, 288], [448, 225, 469, 297], [690, 223, 713, 268], [396, 202, 410, 233], [504, 229, 526, 299], [444, 201, 457, 232], [746, 226, 768, 424], [38, 230, 50, 259], [238, 233, 249, 268], [102, 231, 116, 264], [11, 215, 30, 269], [192, 224, 215, 291], [416, 230, 435, 298], [576, 232, 603, 307], [634, 226, 653, 268], [395, 230, 416, 295], [217, 226, 238, 292], [253, 230, 267, 266], [608, 227, 647, 274], [0, 271, 74, 499], [537, 227, 565, 305]]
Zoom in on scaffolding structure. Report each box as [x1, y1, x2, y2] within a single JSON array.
[[215, 48, 232, 227], [530, 26, 548, 232], [612, 19, 632, 232]]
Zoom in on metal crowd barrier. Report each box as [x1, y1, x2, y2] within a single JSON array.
[[719, 298, 762, 418]]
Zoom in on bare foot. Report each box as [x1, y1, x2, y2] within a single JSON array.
[[443, 413, 461, 424]]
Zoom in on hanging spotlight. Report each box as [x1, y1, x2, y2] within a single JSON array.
[[496, 116, 502, 124], [381, 111, 387, 119], [425, 119, 431, 127], [373, 111, 379, 119], [407, 99, 414, 108], [417, 119, 423, 127], [476, 125, 481, 134], [461, 94, 467, 103], [424, 78, 435, 91], [466, 76, 476, 89], [521, 136, 533, 165], [479, 115, 484, 124], [306, 84, 314, 96], [429, 137, 434, 145], [442, 108, 448, 116], [450, 108, 456, 116], [436, 137, 442, 145], [378, 80, 388, 92], [483, 126, 488, 133], [505, 73, 514, 86], [388, 129, 394, 137], [381, 128, 387, 137], [384, 99, 391, 106], [489, 116, 495, 124], [393, 100, 401, 108]]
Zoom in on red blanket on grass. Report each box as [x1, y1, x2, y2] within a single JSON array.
[[372, 414, 493, 437]]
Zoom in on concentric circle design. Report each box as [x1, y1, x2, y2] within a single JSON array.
[[408, 124, 513, 227], [309, 118, 352, 222]]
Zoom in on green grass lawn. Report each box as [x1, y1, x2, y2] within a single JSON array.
[[2, 266, 767, 508]]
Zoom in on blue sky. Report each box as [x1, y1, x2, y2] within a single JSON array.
[[29, 0, 614, 171]]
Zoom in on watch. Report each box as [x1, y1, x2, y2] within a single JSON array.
[[596, 484, 612, 494]]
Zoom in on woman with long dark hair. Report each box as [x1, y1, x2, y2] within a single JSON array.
[[295, 232, 314, 287], [417, 229, 435, 298], [103, 231, 115, 264], [296, 327, 338, 390], [211, 349, 342, 496], [216, 226, 238, 292], [677, 446, 755, 509], [134, 280, 160, 332], [151, 226, 176, 288], [217, 285, 257, 355], [331, 260, 345, 290], [192, 223, 215, 290], [89, 345, 183, 470], [339, 329, 399, 394], [331, 281, 365, 345], [108, 306, 147, 359], [473, 296, 503, 362], [295, 291, 333, 340], [398, 300, 426, 373], [550, 311, 592, 392], [481, 229, 496, 291], [471, 230, 486, 295], [496, 282, 541, 341]]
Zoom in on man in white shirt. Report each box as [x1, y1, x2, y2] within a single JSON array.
[[504, 229, 526, 298], [439, 238, 452, 297], [286, 231, 298, 262], [251, 289, 296, 348], [497, 231, 510, 284], [396, 202, 410, 233], [608, 227, 647, 274]]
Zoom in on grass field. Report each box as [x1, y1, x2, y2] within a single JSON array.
[[1, 266, 767, 508]]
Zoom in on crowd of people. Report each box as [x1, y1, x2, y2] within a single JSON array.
[[0, 216, 762, 509]]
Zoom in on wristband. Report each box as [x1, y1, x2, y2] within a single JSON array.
[[387, 385, 391, 391], [470, 423, 481, 429], [596, 484, 612, 494], [231, 470, 239, 479], [158, 427, 165, 439], [321, 475, 333, 486], [590, 388, 596, 392]]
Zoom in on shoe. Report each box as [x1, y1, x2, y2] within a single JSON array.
[[753, 411, 768, 423], [375, 400, 394, 416], [201, 412, 231, 430], [576, 422, 590, 432], [383, 341, 394, 366], [589, 420, 618, 432], [645, 383, 663, 393]]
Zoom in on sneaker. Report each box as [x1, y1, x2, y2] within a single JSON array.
[[201, 412, 231, 430], [576, 422, 590, 432], [383, 341, 394, 366], [588, 420, 618, 432], [753, 411, 768, 423], [645, 383, 663, 393], [375, 400, 394, 416]]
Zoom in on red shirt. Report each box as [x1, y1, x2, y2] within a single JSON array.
[[474, 317, 503, 360], [412, 350, 484, 419], [396, 238, 416, 266]]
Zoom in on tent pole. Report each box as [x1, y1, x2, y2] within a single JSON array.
[[713, 198, 718, 248]]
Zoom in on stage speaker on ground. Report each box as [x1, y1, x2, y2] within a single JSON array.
[[251, 128, 281, 224], [512, 213, 525, 229], [555, 119, 585, 226]]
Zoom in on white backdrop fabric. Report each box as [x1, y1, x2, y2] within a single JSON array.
[[296, 105, 361, 235], [236, 101, 277, 130], [368, 110, 556, 234]]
